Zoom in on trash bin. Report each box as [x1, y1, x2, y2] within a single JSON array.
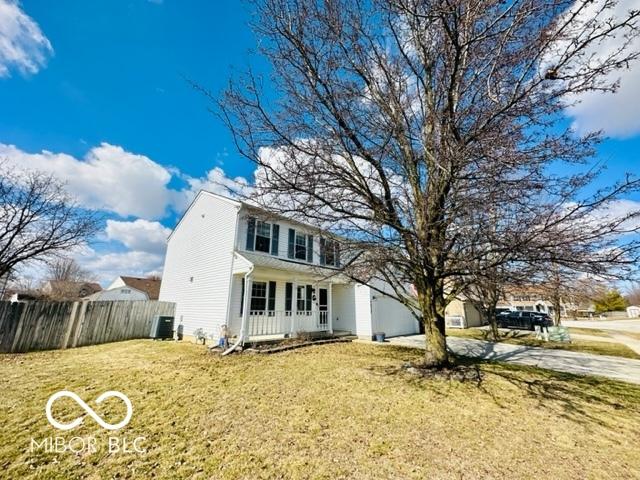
[[374, 332, 386, 342]]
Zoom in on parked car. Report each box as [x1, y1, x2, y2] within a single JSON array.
[[497, 311, 553, 330], [495, 308, 512, 318]]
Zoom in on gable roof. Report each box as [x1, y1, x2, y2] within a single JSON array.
[[170, 190, 343, 241], [118, 276, 161, 300]]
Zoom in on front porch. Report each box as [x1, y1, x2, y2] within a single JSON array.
[[229, 252, 352, 343], [246, 310, 330, 338]]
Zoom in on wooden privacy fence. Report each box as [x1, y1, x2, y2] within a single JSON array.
[[0, 300, 175, 353]]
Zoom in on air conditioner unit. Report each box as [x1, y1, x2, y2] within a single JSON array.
[[150, 315, 175, 340]]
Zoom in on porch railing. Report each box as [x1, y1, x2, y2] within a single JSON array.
[[246, 310, 330, 337]]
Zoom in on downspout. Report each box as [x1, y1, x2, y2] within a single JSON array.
[[222, 264, 254, 356]]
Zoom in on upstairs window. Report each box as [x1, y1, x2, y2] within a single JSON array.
[[255, 221, 271, 253], [295, 232, 306, 260], [320, 238, 340, 267], [246, 217, 280, 256], [288, 228, 313, 263]]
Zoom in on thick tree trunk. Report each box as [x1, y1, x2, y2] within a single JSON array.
[[486, 306, 499, 341], [549, 288, 562, 325], [552, 297, 562, 326], [418, 287, 448, 368]]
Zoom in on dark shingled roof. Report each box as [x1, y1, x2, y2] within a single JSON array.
[[118, 276, 161, 300]]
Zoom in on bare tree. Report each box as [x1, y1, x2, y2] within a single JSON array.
[[46, 257, 95, 283], [215, 0, 640, 367], [627, 284, 640, 306], [0, 165, 100, 280]]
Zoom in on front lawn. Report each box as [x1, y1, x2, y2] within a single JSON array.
[[1, 340, 639, 479], [447, 327, 640, 359]]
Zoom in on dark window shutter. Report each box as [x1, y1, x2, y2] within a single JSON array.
[[271, 224, 279, 256], [335, 242, 341, 267], [288, 229, 295, 258], [268, 281, 276, 311], [307, 235, 313, 263], [319, 238, 326, 265], [306, 285, 312, 311], [285, 282, 292, 312], [245, 217, 255, 251], [240, 277, 245, 316]]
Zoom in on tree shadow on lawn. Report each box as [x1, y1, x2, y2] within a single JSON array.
[[364, 344, 640, 432]]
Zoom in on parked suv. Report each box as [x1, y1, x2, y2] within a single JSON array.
[[497, 311, 553, 331]]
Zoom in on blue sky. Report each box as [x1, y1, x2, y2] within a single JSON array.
[[0, 0, 638, 284]]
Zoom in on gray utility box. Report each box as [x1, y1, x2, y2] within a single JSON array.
[[150, 315, 175, 340]]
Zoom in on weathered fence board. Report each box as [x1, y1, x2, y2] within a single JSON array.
[[0, 300, 175, 353]]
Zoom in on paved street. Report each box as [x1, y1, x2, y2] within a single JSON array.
[[562, 318, 640, 333], [385, 335, 640, 385]]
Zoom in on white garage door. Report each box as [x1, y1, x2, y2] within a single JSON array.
[[372, 295, 419, 337]]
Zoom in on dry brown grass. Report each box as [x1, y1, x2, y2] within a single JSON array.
[[1, 340, 639, 479]]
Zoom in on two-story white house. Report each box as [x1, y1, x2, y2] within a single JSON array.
[[159, 191, 419, 343]]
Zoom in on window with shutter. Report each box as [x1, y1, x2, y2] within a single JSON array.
[[307, 235, 313, 263], [321, 239, 340, 267], [285, 282, 292, 313], [295, 232, 307, 260], [271, 224, 280, 256], [296, 285, 306, 311], [255, 221, 271, 253], [246, 217, 256, 251], [268, 281, 276, 313], [305, 285, 312, 311], [250, 281, 267, 312], [319, 238, 326, 265], [288, 229, 295, 258]]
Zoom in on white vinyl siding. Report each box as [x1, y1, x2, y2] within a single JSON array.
[[159, 192, 240, 338], [331, 284, 357, 333], [89, 287, 148, 301]]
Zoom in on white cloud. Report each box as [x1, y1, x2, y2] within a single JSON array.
[[78, 248, 165, 285], [564, 0, 640, 138], [1, 141, 252, 284], [0, 142, 250, 219], [593, 199, 640, 233], [174, 166, 252, 212], [105, 219, 171, 256], [0, 0, 53, 78]]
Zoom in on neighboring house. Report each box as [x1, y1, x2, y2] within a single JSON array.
[[159, 191, 419, 342], [445, 298, 483, 328], [8, 291, 42, 302], [498, 290, 557, 315], [108, 276, 161, 300], [42, 280, 102, 300], [84, 285, 149, 302], [497, 289, 594, 318], [628, 306, 640, 318]]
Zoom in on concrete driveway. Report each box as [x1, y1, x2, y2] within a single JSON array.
[[386, 335, 640, 385]]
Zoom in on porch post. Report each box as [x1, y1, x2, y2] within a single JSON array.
[[242, 275, 253, 342], [291, 280, 297, 337], [328, 282, 333, 334]]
